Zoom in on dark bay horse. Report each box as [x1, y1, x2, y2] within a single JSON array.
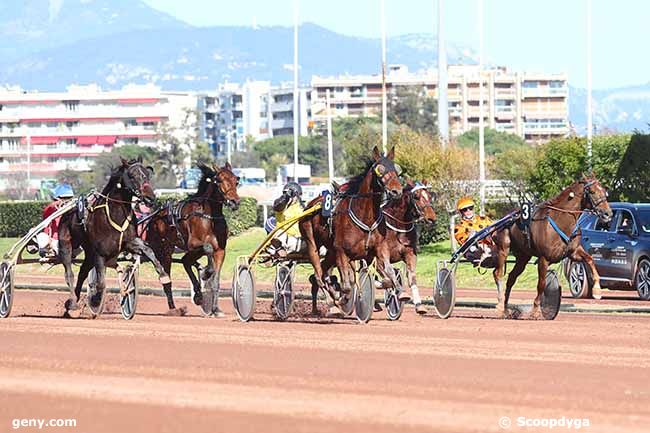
[[58, 157, 172, 315], [493, 175, 612, 318], [376, 180, 437, 312], [300, 146, 403, 314], [145, 162, 240, 316]]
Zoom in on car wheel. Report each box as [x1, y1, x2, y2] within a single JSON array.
[[568, 261, 593, 299], [635, 259, 650, 301]]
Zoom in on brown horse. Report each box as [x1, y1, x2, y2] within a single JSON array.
[[375, 180, 437, 312], [145, 162, 240, 316], [493, 175, 612, 318], [58, 157, 172, 315], [300, 146, 403, 314]]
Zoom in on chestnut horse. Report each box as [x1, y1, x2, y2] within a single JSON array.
[[375, 180, 437, 311], [300, 146, 403, 314], [145, 162, 240, 316], [58, 157, 172, 315], [493, 175, 612, 318]]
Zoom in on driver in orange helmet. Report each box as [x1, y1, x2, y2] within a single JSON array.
[[454, 196, 495, 267]]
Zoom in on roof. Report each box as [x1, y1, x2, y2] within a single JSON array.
[[608, 202, 650, 210]]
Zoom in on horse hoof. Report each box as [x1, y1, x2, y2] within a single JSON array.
[[398, 292, 411, 302], [193, 293, 203, 306], [64, 298, 79, 311], [166, 307, 187, 317], [326, 306, 343, 318], [212, 309, 226, 318], [592, 285, 603, 300], [310, 309, 321, 317], [373, 302, 383, 312]]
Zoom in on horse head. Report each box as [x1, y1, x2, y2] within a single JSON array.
[[371, 146, 403, 199], [118, 156, 155, 206], [409, 179, 437, 224], [196, 162, 219, 197], [578, 174, 612, 223], [213, 162, 241, 211]]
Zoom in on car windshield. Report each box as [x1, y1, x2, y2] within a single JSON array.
[[639, 210, 650, 233]]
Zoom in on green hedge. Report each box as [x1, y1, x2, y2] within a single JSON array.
[[0, 197, 259, 238], [0, 201, 48, 237]]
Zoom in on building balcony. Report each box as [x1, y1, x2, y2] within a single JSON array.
[[272, 118, 294, 129], [271, 101, 294, 112], [522, 87, 568, 98]]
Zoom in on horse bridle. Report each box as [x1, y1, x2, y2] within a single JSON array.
[[119, 163, 152, 204]]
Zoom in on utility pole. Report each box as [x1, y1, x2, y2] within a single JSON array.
[[326, 89, 334, 183], [478, 0, 486, 215], [380, 0, 388, 154], [293, 0, 299, 181], [586, 0, 593, 170]]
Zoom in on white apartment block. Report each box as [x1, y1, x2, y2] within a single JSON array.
[[0, 84, 197, 192], [311, 65, 569, 144], [197, 81, 311, 158]]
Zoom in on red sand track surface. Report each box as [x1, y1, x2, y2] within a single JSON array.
[[1, 290, 650, 433]]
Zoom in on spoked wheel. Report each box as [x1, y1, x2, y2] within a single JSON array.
[[233, 264, 255, 322], [354, 266, 375, 323], [0, 261, 15, 319], [273, 263, 294, 320], [434, 267, 456, 319], [384, 267, 404, 321], [194, 264, 217, 317], [541, 269, 562, 320], [85, 268, 105, 318], [120, 263, 139, 320], [635, 259, 650, 301], [567, 260, 592, 299]]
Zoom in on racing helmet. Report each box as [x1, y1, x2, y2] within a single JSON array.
[[52, 183, 74, 199], [283, 181, 302, 198], [456, 196, 474, 212]]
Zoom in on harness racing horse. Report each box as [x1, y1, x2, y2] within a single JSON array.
[[300, 146, 403, 315], [375, 180, 437, 312], [493, 175, 612, 319], [58, 157, 172, 316], [145, 162, 240, 316]]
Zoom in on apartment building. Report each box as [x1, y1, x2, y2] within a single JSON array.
[[311, 65, 569, 144], [197, 81, 311, 158], [0, 84, 179, 192]]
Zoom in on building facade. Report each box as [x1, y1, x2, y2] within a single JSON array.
[[197, 81, 311, 158], [310, 65, 569, 144], [0, 84, 177, 192]]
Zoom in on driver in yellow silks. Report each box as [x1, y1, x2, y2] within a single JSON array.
[[454, 196, 496, 267]]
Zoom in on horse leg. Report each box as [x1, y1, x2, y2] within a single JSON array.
[[334, 253, 354, 315], [493, 231, 511, 317], [182, 249, 205, 306], [529, 257, 549, 319], [310, 252, 337, 316], [571, 245, 601, 299], [405, 252, 426, 314], [209, 246, 226, 318], [58, 232, 78, 312], [158, 248, 181, 312], [501, 254, 530, 319], [89, 255, 106, 310]]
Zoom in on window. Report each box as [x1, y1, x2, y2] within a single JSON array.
[[523, 81, 538, 88], [66, 121, 79, 128], [63, 100, 79, 111], [638, 210, 650, 233], [549, 81, 564, 88]]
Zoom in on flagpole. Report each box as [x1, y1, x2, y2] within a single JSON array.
[[586, 0, 593, 170], [326, 89, 334, 183], [293, 0, 299, 182], [380, 0, 388, 154], [478, 0, 486, 215], [437, 0, 449, 147]]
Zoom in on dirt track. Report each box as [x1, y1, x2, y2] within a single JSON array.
[[1, 290, 650, 433]]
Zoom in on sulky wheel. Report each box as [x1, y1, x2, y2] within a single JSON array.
[[0, 261, 15, 319], [541, 269, 562, 320], [232, 264, 255, 322], [433, 267, 456, 319], [85, 268, 106, 318], [354, 266, 375, 323], [120, 264, 139, 320], [273, 263, 294, 321], [384, 267, 404, 321]]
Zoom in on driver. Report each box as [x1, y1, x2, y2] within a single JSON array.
[[265, 182, 306, 257], [36, 182, 74, 258], [454, 196, 496, 267]]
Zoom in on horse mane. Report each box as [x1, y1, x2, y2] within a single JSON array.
[[544, 176, 591, 207], [101, 161, 131, 195], [345, 159, 375, 195]]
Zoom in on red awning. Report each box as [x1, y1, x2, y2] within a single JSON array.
[[20, 136, 59, 144], [117, 98, 159, 104], [97, 135, 116, 145], [76, 136, 97, 145], [135, 117, 162, 123]]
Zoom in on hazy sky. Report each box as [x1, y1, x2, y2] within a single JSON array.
[[143, 0, 649, 89]]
